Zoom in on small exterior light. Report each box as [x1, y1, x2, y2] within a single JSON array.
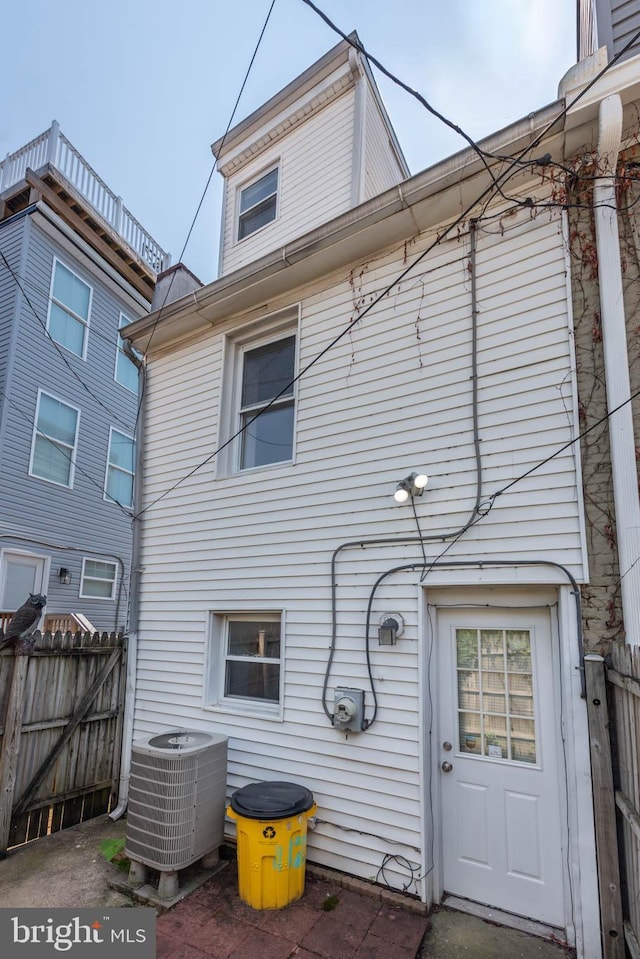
[[378, 612, 405, 646], [58, 567, 71, 585], [393, 472, 429, 503]]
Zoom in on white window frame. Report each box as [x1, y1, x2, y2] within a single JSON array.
[[236, 164, 279, 242], [79, 558, 117, 601], [104, 427, 135, 508], [114, 312, 139, 393], [47, 257, 92, 360], [205, 610, 285, 720], [218, 308, 299, 477], [28, 389, 81, 489]]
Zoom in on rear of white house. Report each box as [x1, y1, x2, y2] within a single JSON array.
[[126, 37, 606, 958]]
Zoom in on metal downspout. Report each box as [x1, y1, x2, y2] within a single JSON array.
[[109, 349, 144, 820], [594, 94, 640, 647]]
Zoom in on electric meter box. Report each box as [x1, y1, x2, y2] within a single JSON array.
[[333, 687, 365, 731]]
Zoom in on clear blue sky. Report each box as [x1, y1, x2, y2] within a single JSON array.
[[1, 0, 576, 283]]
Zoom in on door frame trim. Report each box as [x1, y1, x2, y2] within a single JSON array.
[[419, 580, 600, 956]]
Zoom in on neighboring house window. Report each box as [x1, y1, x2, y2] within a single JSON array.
[[105, 428, 135, 508], [48, 259, 91, 358], [239, 333, 296, 469], [115, 313, 139, 393], [80, 559, 117, 600], [208, 612, 283, 713], [29, 390, 80, 488], [238, 167, 278, 240]]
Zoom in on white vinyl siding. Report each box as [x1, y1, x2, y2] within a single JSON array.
[[47, 258, 91, 358], [80, 558, 117, 600], [363, 86, 406, 200], [221, 89, 355, 275], [115, 313, 139, 393], [105, 428, 135, 508], [29, 390, 80, 488], [134, 205, 584, 888]]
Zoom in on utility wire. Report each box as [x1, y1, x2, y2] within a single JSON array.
[[134, 22, 640, 518]]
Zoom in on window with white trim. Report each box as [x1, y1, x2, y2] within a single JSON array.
[[238, 332, 296, 470], [238, 167, 278, 240], [48, 259, 91, 358], [29, 390, 80, 488], [115, 313, 139, 393], [208, 612, 283, 713], [80, 559, 117, 600], [105, 428, 135, 508]]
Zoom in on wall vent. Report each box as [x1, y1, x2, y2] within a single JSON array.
[[125, 730, 228, 871]]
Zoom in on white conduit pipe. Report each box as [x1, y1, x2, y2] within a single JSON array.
[[594, 94, 640, 648]]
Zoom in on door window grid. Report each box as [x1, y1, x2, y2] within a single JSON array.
[[455, 628, 537, 764]]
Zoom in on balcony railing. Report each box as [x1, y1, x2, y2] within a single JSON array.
[[0, 121, 170, 274]]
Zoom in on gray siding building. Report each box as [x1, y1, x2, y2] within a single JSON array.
[[0, 123, 169, 632], [579, 0, 640, 62]]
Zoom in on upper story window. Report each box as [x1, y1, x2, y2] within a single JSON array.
[[29, 390, 80, 488], [48, 259, 91, 358], [238, 167, 279, 241], [239, 333, 296, 470], [115, 313, 139, 393], [105, 428, 135, 508]]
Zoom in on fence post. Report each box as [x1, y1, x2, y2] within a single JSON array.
[[584, 653, 625, 958], [0, 654, 30, 857]]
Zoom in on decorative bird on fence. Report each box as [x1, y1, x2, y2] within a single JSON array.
[[0, 593, 47, 653]]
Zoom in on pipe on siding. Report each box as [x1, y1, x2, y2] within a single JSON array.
[[109, 354, 144, 820], [593, 93, 640, 647]]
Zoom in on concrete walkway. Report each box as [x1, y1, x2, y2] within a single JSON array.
[[0, 816, 575, 958]]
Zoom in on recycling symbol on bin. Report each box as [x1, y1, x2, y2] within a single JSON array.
[[262, 826, 276, 839]]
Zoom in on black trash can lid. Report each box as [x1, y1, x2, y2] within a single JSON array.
[[230, 781, 314, 820]]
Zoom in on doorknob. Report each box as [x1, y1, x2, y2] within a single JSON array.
[[442, 741, 452, 751], [441, 761, 453, 773]]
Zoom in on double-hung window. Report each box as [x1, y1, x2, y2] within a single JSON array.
[[239, 333, 296, 469], [105, 428, 135, 508], [208, 613, 283, 713], [29, 390, 80, 487], [80, 559, 117, 600], [115, 313, 139, 393], [238, 167, 278, 240], [48, 259, 91, 358]]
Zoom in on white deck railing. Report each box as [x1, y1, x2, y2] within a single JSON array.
[[0, 121, 170, 274]]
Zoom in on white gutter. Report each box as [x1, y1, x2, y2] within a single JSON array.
[[594, 94, 640, 647]]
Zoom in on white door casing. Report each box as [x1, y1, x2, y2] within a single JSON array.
[[436, 605, 566, 927]]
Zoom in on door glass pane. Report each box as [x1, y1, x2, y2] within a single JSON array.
[[2, 560, 38, 609], [455, 627, 537, 764]]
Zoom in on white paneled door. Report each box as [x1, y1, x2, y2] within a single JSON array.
[[437, 607, 565, 927], [0, 552, 47, 610]]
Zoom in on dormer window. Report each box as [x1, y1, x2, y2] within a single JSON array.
[[238, 167, 278, 240]]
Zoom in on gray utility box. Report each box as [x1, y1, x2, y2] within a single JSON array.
[[333, 687, 365, 731]]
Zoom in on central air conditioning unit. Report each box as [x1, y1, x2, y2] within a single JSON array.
[[125, 729, 228, 872]]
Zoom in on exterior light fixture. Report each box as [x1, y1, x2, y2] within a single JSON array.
[[378, 612, 405, 646], [58, 567, 71, 585], [393, 472, 429, 503]]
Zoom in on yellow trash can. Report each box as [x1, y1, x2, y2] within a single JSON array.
[[227, 781, 316, 910]]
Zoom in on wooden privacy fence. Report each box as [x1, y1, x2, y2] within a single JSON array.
[[0, 629, 126, 856], [607, 643, 640, 959]]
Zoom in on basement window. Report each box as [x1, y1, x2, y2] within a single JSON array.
[[238, 167, 278, 240]]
